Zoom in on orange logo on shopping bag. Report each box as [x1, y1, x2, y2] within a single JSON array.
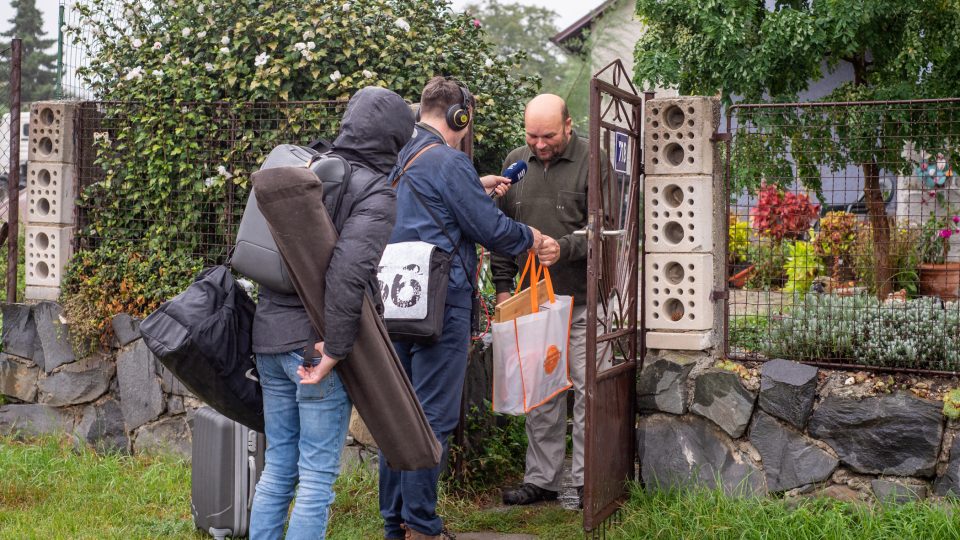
[[544, 345, 560, 374]]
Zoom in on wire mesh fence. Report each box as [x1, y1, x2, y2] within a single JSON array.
[[74, 100, 347, 266], [725, 98, 960, 374]]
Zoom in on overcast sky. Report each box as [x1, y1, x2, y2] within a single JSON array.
[[0, 0, 597, 45]]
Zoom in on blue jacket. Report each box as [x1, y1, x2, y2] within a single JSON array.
[[388, 124, 533, 309]]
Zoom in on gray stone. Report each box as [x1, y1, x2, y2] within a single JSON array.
[[637, 414, 766, 497], [817, 485, 862, 503], [0, 403, 74, 437], [340, 443, 380, 474], [133, 416, 190, 458], [33, 302, 76, 372], [111, 313, 141, 348], [934, 435, 960, 497], [167, 395, 185, 415], [32, 328, 45, 372], [156, 363, 191, 397], [871, 479, 927, 504], [117, 340, 165, 431], [37, 355, 114, 406], [637, 353, 695, 415], [2, 303, 37, 360], [76, 398, 129, 453], [690, 369, 756, 438], [749, 411, 837, 492], [758, 359, 817, 429], [808, 393, 944, 476], [0, 354, 39, 402]]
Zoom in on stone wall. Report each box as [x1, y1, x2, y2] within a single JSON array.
[[636, 350, 960, 502], [0, 302, 378, 469]]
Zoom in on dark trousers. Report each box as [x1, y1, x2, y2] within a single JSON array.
[[379, 304, 471, 538]]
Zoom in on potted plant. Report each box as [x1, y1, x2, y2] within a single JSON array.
[[917, 213, 960, 300]]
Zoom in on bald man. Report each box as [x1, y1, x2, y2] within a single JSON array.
[[492, 94, 609, 508]]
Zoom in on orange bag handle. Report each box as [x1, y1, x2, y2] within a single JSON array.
[[512, 251, 556, 314]]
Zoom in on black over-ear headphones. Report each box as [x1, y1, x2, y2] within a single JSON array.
[[445, 83, 472, 132]]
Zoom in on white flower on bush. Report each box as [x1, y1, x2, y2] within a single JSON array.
[[254, 52, 270, 67], [124, 66, 143, 80], [395, 18, 410, 32], [484, 58, 493, 68], [303, 30, 315, 40], [204, 62, 215, 72], [294, 42, 307, 51], [341, 3, 350, 11], [197, 4, 204, 14], [330, 70, 343, 82], [307, 41, 316, 50], [362, 69, 374, 79], [219, 47, 230, 55], [217, 165, 233, 179], [181, 58, 191, 66], [221, 35, 230, 45], [131, 37, 143, 49], [151, 69, 163, 78], [197, 30, 207, 39], [300, 50, 313, 61], [152, 41, 162, 50]]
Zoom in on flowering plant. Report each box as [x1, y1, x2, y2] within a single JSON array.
[[918, 213, 960, 264], [749, 184, 820, 241]]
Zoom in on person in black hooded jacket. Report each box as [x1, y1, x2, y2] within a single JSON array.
[[249, 86, 414, 540]]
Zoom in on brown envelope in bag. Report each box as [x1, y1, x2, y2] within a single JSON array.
[[252, 165, 441, 471]]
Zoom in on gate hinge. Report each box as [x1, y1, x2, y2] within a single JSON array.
[[710, 289, 728, 302], [711, 132, 731, 142]]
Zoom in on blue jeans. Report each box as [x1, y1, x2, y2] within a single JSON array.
[[250, 351, 352, 540], [379, 305, 471, 538]]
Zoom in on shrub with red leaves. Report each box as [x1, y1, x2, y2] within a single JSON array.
[[749, 185, 820, 241]]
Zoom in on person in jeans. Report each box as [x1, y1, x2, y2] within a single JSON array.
[[249, 86, 414, 539], [379, 76, 546, 540]]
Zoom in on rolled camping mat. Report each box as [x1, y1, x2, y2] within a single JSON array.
[[252, 165, 441, 471]]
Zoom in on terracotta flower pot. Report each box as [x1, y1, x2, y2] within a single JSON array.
[[728, 264, 756, 289], [919, 262, 960, 301]]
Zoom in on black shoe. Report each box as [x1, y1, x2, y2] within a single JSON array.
[[576, 486, 584, 509], [502, 483, 559, 505]]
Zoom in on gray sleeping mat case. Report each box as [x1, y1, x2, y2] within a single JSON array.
[[232, 144, 349, 294], [191, 406, 265, 540]]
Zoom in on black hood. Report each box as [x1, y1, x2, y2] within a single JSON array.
[[333, 86, 415, 174]]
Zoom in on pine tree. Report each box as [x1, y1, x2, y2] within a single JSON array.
[[0, 0, 58, 103]]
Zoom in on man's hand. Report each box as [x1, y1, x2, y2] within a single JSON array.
[[529, 226, 544, 251], [480, 174, 511, 198], [496, 292, 511, 305], [297, 341, 339, 384], [538, 236, 561, 266]]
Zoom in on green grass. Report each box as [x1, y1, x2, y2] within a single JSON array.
[[3, 434, 958, 539]]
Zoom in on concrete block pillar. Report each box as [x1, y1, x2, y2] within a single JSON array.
[[643, 97, 722, 351], [25, 101, 78, 301]]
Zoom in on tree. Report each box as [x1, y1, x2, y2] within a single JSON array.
[[0, 0, 58, 102], [634, 0, 960, 298], [463, 1, 568, 92]]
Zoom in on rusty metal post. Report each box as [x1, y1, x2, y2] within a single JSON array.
[[8, 38, 22, 303]]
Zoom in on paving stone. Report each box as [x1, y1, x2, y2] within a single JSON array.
[[749, 411, 837, 492], [133, 416, 190, 458], [116, 340, 165, 431], [37, 354, 114, 406], [33, 301, 75, 373], [111, 313, 141, 348], [1, 303, 37, 360], [0, 403, 74, 437], [76, 398, 129, 453], [0, 353, 39, 402], [808, 393, 943, 476], [758, 359, 817, 429], [638, 414, 766, 497], [690, 369, 756, 438], [637, 352, 695, 414], [871, 479, 927, 504]]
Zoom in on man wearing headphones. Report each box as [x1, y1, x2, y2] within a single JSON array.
[[379, 76, 544, 540]]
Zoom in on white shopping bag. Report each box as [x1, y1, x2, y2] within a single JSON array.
[[492, 255, 574, 415]]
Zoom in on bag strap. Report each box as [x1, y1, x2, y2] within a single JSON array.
[[306, 151, 353, 228], [392, 143, 442, 188], [513, 251, 556, 314]]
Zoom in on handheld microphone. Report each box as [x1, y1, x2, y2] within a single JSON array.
[[503, 160, 528, 184]]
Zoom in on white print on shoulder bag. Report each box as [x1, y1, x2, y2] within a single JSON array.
[[377, 241, 437, 321]]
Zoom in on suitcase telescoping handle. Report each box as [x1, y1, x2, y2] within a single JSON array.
[[247, 456, 257, 510]]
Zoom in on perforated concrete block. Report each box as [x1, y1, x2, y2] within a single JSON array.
[[25, 286, 61, 302], [28, 101, 78, 164], [26, 162, 75, 225], [644, 97, 715, 176], [645, 330, 714, 351], [644, 175, 713, 253], [645, 254, 714, 331], [25, 226, 73, 289]]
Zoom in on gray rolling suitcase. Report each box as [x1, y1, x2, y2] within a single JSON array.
[[192, 406, 266, 539]]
